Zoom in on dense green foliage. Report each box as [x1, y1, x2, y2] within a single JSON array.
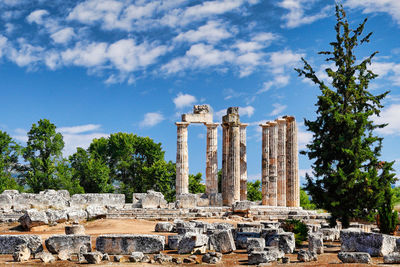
[[247, 180, 262, 201], [189, 173, 205, 194], [281, 219, 308, 245], [300, 189, 316, 210], [0, 131, 22, 192], [296, 5, 396, 227]]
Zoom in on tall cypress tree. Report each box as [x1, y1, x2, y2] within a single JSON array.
[[296, 5, 396, 227]]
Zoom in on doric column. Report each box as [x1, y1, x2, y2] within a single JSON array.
[[222, 124, 229, 205], [240, 123, 248, 201], [277, 119, 287, 206], [176, 122, 190, 196], [285, 116, 300, 207], [228, 124, 241, 204], [205, 123, 219, 196], [268, 121, 278, 206], [260, 123, 269, 205]]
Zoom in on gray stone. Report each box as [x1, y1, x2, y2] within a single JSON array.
[[384, 252, 400, 264], [177, 227, 204, 235], [209, 229, 236, 253], [86, 205, 107, 220], [168, 235, 183, 250], [178, 233, 209, 254], [173, 257, 183, 264], [141, 255, 151, 263], [233, 201, 252, 213], [0, 194, 12, 210], [340, 229, 396, 256], [175, 194, 198, 209], [154, 253, 173, 264], [213, 222, 234, 230], [183, 255, 198, 264], [79, 245, 89, 262], [282, 256, 290, 263], [247, 238, 265, 252], [19, 209, 49, 230], [129, 251, 144, 262], [65, 224, 85, 235], [236, 232, 261, 249], [265, 232, 295, 254], [308, 232, 323, 254], [70, 193, 125, 207], [45, 235, 91, 254], [260, 221, 280, 229], [66, 208, 87, 221], [297, 249, 317, 262], [320, 228, 339, 241], [248, 251, 277, 265], [0, 235, 43, 254], [37, 251, 55, 263], [155, 222, 174, 232], [83, 252, 103, 264], [46, 209, 68, 224], [202, 252, 222, 264], [13, 244, 30, 262], [57, 249, 71, 261], [338, 252, 371, 264], [141, 190, 167, 208], [96, 234, 165, 254]]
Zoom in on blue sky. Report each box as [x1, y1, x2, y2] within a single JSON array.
[[1, 0, 400, 185]]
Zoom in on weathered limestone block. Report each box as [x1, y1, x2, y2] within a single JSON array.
[[168, 235, 183, 250], [155, 222, 174, 232], [141, 190, 167, 208], [213, 222, 235, 230], [154, 253, 173, 264], [247, 238, 265, 252], [45, 235, 91, 254], [235, 232, 261, 249], [265, 232, 295, 254], [182, 105, 213, 124], [260, 221, 280, 229], [248, 250, 279, 265], [83, 252, 103, 264], [233, 201, 252, 213], [338, 252, 371, 264], [129, 251, 144, 262], [340, 229, 396, 256], [19, 209, 49, 230], [70, 193, 125, 208], [0, 235, 43, 254], [65, 224, 85, 235], [13, 244, 30, 262], [66, 208, 87, 221], [86, 205, 107, 220], [177, 227, 204, 235], [297, 249, 317, 262], [384, 252, 400, 264], [96, 234, 165, 254], [309, 232, 324, 254], [0, 194, 13, 210], [320, 228, 339, 241], [178, 233, 209, 254], [196, 193, 210, 207], [209, 230, 236, 253], [58, 249, 71, 261], [46, 209, 68, 224], [37, 251, 55, 263], [202, 251, 222, 264], [175, 194, 197, 209]]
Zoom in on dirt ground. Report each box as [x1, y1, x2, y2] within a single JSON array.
[[0, 218, 389, 266]]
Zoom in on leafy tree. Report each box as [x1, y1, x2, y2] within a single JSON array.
[[392, 187, 400, 205], [247, 180, 262, 201], [143, 160, 176, 202], [21, 119, 64, 193], [0, 131, 22, 192], [296, 5, 396, 227], [300, 189, 316, 210], [69, 148, 113, 193], [54, 159, 84, 195], [189, 173, 205, 194]]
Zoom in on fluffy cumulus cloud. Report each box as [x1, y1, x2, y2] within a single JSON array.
[[269, 103, 287, 116], [345, 0, 400, 26], [173, 93, 197, 109], [374, 104, 400, 136], [239, 106, 255, 117], [140, 112, 165, 127]]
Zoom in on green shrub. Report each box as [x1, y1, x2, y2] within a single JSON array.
[[281, 219, 308, 246]]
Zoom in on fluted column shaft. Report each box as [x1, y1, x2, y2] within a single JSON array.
[[228, 125, 241, 205], [260, 123, 269, 205], [176, 122, 190, 196], [240, 124, 248, 201], [277, 119, 287, 206], [268, 121, 278, 206], [222, 125, 229, 205], [206, 123, 219, 195], [285, 116, 300, 207]]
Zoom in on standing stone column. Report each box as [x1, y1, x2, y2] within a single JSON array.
[[260, 123, 269, 205], [206, 123, 219, 196], [222, 124, 229, 204], [176, 122, 190, 196], [277, 119, 287, 207], [240, 123, 248, 201], [268, 121, 278, 206], [285, 116, 300, 207]]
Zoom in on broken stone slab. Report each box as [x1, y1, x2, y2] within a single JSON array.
[[129, 252, 144, 263], [265, 232, 295, 254], [13, 244, 30, 262], [168, 235, 183, 250], [57, 249, 71, 261], [247, 238, 265, 253], [155, 222, 174, 232], [384, 252, 400, 264], [96, 234, 165, 254], [297, 249, 317, 262], [83, 252, 103, 264], [19, 209, 49, 230], [237, 222, 263, 230], [235, 232, 261, 249], [70, 193, 125, 207], [154, 253, 173, 264], [37, 251, 55, 263], [65, 224, 85, 235], [46, 209, 68, 224], [140, 190, 167, 208], [177, 227, 205, 235], [209, 229, 236, 253], [233, 201, 252, 213], [178, 233, 209, 254], [308, 232, 324, 254], [182, 105, 213, 124], [86, 205, 107, 220], [248, 250, 278, 265], [0, 194, 13, 210], [260, 221, 280, 229], [0, 235, 43, 254], [191, 220, 212, 232], [202, 252, 222, 264], [338, 252, 371, 264], [320, 228, 339, 241], [340, 229, 396, 256], [45, 235, 91, 254], [175, 194, 198, 209], [65, 208, 87, 222]]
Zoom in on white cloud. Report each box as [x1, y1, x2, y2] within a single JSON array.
[[269, 50, 304, 74], [345, 0, 400, 26], [259, 75, 290, 93], [140, 112, 165, 127], [239, 106, 255, 117], [0, 35, 8, 59], [298, 126, 312, 150], [58, 124, 101, 134], [62, 42, 108, 68], [51, 27, 75, 44], [173, 93, 197, 109], [62, 132, 108, 156], [9, 39, 43, 67], [174, 21, 232, 44], [278, 0, 331, 28], [214, 109, 226, 119], [374, 104, 400, 136], [26, 9, 49, 25], [269, 103, 287, 116]]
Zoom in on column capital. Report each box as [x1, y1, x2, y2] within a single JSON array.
[[283, 115, 295, 122], [276, 118, 287, 124], [175, 122, 190, 127], [204, 122, 220, 128], [259, 123, 269, 128], [268, 121, 278, 126], [240, 123, 249, 128]]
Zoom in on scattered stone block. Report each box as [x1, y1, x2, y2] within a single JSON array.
[[155, 222, 174, 232], [248, 251, 277, 265], [265, 232, 295, 254], [102, 253, 109, 262], [308, 232, 324, 254], [183, 255, 198, 264], [141, 190, 167, 208], [209, 229, 236, 253], [175, 194, 198, 209], [0, 235, 43, 254], [247, 238, 265, 252], [236, 232, 261, 249], [178, 233, 209, 254], [338, 252, 371, 264], [202, 252, 222, 264], [45, 235, 91, 254], [13, 245, 30, 262], [65, 224, 85, 235], [282, 256, 290, 264], [173, 257, 183, 264], [86, 205, 107, 220], [129, 252, 144, 263], [340, 229, 396, 256], [19, 209, 49, 230], [297, 249, 317, 262], [37, 251, 55, 263], [57, 249, 71, 261], [320, 228, 339, 241], [168, 235, 183, 250], [154, 253, 173, 264], [233, 201, 252, 213], [83, 252, 103, 264], [384, 252, 400, 264], [46, 209, 68, 224], [66, 208, 87, 222], [96, 234, 165, 254]]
